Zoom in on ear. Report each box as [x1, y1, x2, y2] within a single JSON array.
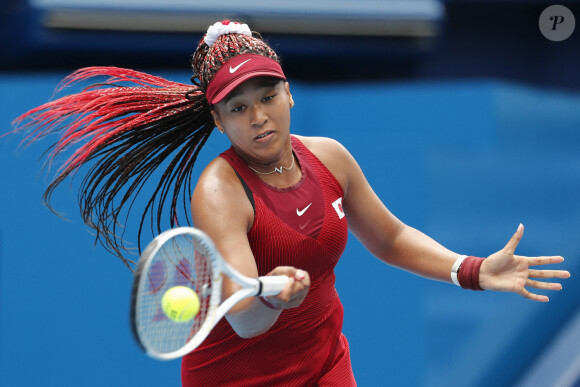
[[284, 82, 294, 108], [211, 110, 225, 134]]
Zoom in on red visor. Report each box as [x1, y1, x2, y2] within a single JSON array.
[[205, 53, 286, 105]]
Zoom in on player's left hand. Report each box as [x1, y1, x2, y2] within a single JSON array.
[[479, 224, 571, 302]]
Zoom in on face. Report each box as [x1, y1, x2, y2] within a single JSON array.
[[211, 77, 294, 166]]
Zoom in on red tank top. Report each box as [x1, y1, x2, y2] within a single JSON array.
[[181, 136, 350, 386], [234, 137, 326, 239]]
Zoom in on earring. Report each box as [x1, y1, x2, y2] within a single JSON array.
[[217, 128, 224, 134], [290, 100, 295, 109]]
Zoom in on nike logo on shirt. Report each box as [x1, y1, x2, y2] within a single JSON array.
[[296, 203, 312, 217], [230, 59, 251, 73]]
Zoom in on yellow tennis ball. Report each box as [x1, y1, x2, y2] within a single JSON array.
[[161, 286, 200, 323]]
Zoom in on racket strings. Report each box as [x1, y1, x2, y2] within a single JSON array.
[[135, 234, 214, 355]]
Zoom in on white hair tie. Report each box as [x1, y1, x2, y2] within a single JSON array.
[[204, 20, 252, 47]]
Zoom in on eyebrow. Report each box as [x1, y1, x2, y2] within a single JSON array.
[[223, 79, 281, 104]]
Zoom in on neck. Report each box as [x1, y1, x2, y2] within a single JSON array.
[[246, 153, 295, 175]]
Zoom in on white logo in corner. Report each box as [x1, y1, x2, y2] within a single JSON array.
[[332, 198, 345, 219]]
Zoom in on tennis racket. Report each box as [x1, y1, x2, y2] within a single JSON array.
[[130, 227, 289, 360]]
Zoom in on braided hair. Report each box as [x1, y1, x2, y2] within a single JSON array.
[[12, 21, 280, 269], [193, 28, 280, 93]]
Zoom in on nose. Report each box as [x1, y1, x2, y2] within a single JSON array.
[[250, 105, 268, 128]]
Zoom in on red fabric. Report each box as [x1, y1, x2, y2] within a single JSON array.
[[181, 136, 354, 386], [458, 256, 485, 290], [205, 53, 286, 104], [232, 137, 325, 239], [318, 334, 357, 387]]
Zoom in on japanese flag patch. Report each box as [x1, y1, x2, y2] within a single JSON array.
[[332, 197, 345, 219]]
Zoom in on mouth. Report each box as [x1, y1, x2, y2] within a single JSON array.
[[254, 131, 275, 141]]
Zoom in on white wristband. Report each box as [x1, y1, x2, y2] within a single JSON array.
[[451, 255, 468, 286]]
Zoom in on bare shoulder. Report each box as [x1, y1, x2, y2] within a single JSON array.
[[293, 135, 354, 192], [194, 157, 239, 196], [192, 158, 258, 281], [192, 157, 253, 232], [293, 135, 348, 159]]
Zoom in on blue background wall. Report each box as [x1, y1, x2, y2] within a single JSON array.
[[1, 73, 579, 386], [2, 1, 580, 386]]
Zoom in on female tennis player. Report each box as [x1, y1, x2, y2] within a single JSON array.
[[13, 20, 570, 386]]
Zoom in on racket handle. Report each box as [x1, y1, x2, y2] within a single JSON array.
[[258, 275, 290, 296]]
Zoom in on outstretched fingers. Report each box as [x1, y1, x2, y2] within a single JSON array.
[[528, 268, 571, 280], [493, 226, 569, 303], [503, 224, 524, 255], [525, 255, 565, 267], [518, 265, 570, 302], [524, 256, 570, 289], [519, 287, 550, 302], [526, 278, 563, 291]]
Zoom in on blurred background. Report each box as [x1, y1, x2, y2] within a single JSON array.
[[1, 0, 579, 386]]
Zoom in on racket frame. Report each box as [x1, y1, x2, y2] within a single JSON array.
[[131, 227, 288, 360]]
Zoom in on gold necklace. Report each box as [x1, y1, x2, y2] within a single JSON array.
[[247, 155, 295, 175]]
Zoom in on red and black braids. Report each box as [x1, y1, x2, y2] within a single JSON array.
[[12, 25, 280, 269], [13, 67, 213, 268], [192, 29, 280, 93]]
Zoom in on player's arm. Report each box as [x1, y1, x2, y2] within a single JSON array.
[[305, 136, 569, 297], [191, 158, 309, 338], [303, 136, 458, 282], [333, 140, 569, 297]]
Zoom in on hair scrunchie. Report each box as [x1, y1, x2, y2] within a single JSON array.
[[204, 20, 252, 47]]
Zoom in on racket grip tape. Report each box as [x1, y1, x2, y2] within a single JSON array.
[[257, 275, 290, 297]]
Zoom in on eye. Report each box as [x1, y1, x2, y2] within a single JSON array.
[[262, 94, 276, 103], [231, 105, 246, 113]]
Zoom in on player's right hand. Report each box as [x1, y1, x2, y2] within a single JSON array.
[[263, 266, 310, 309]]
